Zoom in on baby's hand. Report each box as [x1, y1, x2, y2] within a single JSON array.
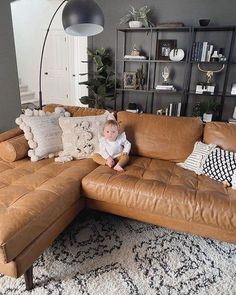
[[121, 152, 128, 156], [106, 156, 115, 168]]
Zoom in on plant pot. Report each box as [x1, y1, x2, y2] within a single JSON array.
[[203, 113, 213, 123], [129, 21, 143, 28]]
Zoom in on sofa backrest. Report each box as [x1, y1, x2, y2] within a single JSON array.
[[117, 111, 203, 162], [43, 104, 106, 117], [203, 122, 236, 152]]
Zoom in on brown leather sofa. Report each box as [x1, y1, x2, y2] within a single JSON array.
[[0, 104, 236, 290]]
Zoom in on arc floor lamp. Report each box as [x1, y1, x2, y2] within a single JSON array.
[[39, 0, 104, 109]]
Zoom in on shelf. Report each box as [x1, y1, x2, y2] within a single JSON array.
[[193, 26, 235, 32], [190, 61, 229, 64], [116, 88, 183, 94], [117, 59, 186, 63], [117, 26, 191, 32], [188, 91, 223, 97], [224, 93, 236, 97]]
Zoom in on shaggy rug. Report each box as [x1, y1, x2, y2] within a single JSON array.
[[0, 210, 236, 295]]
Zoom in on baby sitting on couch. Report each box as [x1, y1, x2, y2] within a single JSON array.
[[92, 120, 131, 172]]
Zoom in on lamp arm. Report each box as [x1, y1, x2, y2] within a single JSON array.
[[39, 0, 68, 109]]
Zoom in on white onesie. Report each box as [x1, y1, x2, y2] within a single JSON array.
[[98, 132, 131, 159]]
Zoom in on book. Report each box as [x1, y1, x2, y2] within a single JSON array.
[[124, 55, 146, 60], [126, 109, 139, 113], [201, 42, 208, 62]]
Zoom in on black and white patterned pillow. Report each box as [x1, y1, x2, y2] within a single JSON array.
[[202, 147, 236, 185]]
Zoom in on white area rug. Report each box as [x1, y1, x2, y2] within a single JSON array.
[[0, 210, 236, 295]]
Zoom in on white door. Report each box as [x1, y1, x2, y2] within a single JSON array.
[[42, 29, 70, 105]]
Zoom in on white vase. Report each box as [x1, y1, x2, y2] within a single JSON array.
[[203, 113, 213, 123], [129, 21, 143, 28]]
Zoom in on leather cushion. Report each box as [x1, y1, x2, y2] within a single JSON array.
[[0, 127, 23, 143], [82, 156, 236, 233], [203, 122, 236, 152], [0, 135, 29, 162], [0, 157, 98, 263], [117, 112, 203, 162]]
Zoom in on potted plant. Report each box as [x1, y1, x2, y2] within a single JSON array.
[[120, 5, 152, 28], [79, 48, 116, 109], [200, 98, 220, 122]]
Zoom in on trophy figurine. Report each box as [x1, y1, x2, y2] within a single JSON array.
[[162, 66, 170, 85]]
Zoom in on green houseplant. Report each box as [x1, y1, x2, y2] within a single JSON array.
[[120, 5, 152, 28], [200, 98, 220, 122], [79, 48, 116, 109]]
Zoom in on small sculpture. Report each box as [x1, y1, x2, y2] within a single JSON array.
[[131, 44, 140, 56], [162, 66, 170, 84]]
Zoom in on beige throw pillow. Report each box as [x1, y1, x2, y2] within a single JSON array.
[[58, 111, 115, 160], [15, 107, 70, 161], [177, 141, 216, 175]]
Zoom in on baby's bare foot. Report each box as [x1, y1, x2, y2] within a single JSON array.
[[113, 164, 124, 172]]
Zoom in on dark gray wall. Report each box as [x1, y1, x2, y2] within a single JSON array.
[[92, 0, 236, 49], [0, 1, 21, 132], [90, 0, 236, 118]]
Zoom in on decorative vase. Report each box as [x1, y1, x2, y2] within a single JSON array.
[[203, 113, 213, 122], [129, 21, 143, 28]]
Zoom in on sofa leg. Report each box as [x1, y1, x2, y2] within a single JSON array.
[[24, 265, 33, 291]]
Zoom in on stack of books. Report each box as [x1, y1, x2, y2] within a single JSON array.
[[228, 118, 236, 124], [191, 42, 214, 62], [155, 85, 176, 91]]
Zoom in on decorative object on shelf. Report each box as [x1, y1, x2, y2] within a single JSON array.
[[155, 85, 176, 92], [38, 0, 104, 109], [79, 48, 116, 109], [131, 44, 140, 56], [161, 66, 170, 85], [210, 50, 219, 62], [136, 65, 145, 90], [200, 98, 220, 122], [231, 84, 236, 95], [195, 63, 225, 94], [199, 19, 210, 26], [157, 39, 177, 60], [119, 5, 153, 28], [124, 72, 136, 89], [169, 49, 185, 61], [156, 22, 185, 27], [126, 102, 139, 113], [195, 83, 215, 95], [218, 48, 227, 62], [124, 44, 147, 60]]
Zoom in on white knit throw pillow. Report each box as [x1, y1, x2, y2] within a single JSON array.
[[57, 111, 115, 160], [15, 107, 70, 162], [177, 141, 216, 175]]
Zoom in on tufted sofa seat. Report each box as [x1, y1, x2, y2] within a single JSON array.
[[83, 156, 236, 244]]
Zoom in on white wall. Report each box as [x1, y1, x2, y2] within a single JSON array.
[[11, 0, 87, 106]]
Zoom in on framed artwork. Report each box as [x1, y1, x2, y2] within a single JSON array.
[[157, 39, 177, 60], [124, 72, 136, 89]]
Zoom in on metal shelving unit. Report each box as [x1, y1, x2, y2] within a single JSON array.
[[115, 25, 236, 119]]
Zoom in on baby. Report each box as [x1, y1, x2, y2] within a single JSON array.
[[92, 120, 131, 171]]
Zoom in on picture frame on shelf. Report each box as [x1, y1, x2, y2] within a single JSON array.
[[157, 39, 177, 60], [124, 72, 136, 89]]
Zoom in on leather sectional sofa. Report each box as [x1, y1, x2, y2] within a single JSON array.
[[0, 104, 235, 290]]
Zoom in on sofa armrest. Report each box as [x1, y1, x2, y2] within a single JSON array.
[[0, 127, 23, 143]]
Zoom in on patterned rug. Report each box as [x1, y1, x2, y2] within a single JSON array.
[[0, 210, 236, 295]]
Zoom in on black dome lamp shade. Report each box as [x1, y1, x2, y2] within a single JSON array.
[[62, 0, 104, 36], [39, 0, 104, 109]]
